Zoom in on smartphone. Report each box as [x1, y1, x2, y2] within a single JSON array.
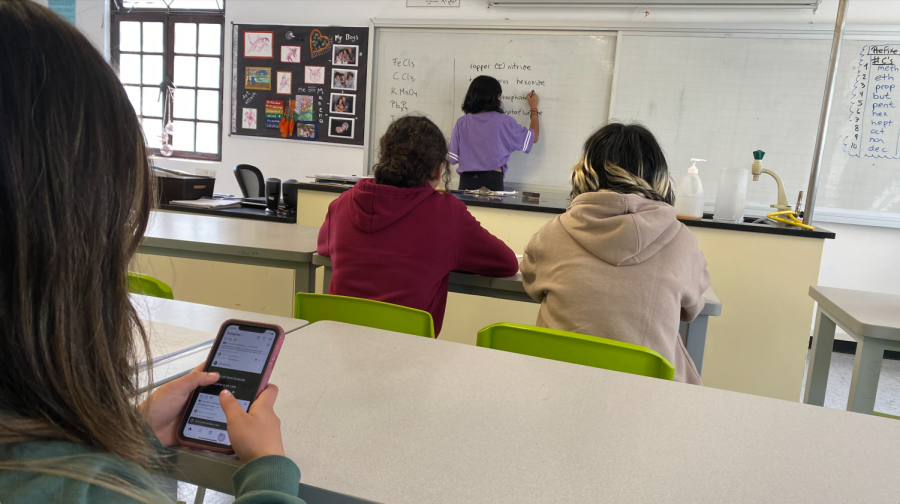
[[177, 319, 285, 453]]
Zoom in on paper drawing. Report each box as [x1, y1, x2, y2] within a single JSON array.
[[244, 31, 274, 59], [305, 66, 325, 85], [281, 45, 301, 63], [276, 71, 292, 95], [242, 108, 257, 129], [245, 67, 271, 90]]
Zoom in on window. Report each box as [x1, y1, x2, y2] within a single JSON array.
[[111, 1, 225, 160]]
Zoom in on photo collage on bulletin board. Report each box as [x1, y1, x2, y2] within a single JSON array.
[[230, 24, 369, 146]]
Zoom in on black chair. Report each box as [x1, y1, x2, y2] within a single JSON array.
[[233, 164, 265, 198]]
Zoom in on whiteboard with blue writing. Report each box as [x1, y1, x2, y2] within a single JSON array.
[[820, 42, 900, 215], [370, 29, 616, 187], [613, 33, 900, 220]]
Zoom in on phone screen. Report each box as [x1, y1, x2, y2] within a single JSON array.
[[179, 323, 278, 448]]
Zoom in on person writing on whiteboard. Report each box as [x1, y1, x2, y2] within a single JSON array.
[[448, 75, 540, 192]]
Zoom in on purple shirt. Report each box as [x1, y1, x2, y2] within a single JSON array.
[[448, 112, 535, 176]]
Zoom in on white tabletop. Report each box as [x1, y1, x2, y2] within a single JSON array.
[[134, 295, 308, 389], [143, 211, 319, 261], [810, 286, 900, 341], [271, 321, 900, 504]]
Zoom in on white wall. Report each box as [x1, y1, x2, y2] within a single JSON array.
[[31, 0, 107, 54], [816, 222, 900, 295], [149, 0, 900, 196]]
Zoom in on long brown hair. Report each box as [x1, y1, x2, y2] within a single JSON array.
[[0, 0, 154, 473], [570, 122, 674, 204]]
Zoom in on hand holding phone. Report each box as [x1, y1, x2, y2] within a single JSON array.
[[219, 385, 285, 460], [177, 320, 285, 454]]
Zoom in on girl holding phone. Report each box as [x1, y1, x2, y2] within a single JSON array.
[[448, 75, 542, 191], [0, 2, 304, 502]]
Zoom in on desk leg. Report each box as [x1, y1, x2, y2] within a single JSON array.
[[679, 316, 708, 376], [804, 307, 836, 406], [323, 265, 333, 294], [847, 336, 887, 414], [294, 262, 318, 294]]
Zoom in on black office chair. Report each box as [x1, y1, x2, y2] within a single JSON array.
[[233, 164, 265, 197]]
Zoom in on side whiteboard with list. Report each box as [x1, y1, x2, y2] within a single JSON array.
[[613, 33, 900, 222], [230, 24, 369, 147], [369, 27, 616, 187]]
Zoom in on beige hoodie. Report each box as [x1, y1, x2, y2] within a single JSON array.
[[520, 191, 711, 384]]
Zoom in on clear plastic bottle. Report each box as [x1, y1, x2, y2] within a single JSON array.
[[674, 158, 705, 220]]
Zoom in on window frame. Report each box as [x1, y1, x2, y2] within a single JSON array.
[[110, 6, 225, 161]]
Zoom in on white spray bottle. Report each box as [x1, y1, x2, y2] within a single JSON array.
[[674, 158, 705, 220]]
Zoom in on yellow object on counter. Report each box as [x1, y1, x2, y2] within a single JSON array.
[[767, 210, 815, 231]]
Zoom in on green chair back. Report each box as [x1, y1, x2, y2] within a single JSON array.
[[294, 293, 435, 338], [128, 272, 174, 300], [476, 323, 675, 380]]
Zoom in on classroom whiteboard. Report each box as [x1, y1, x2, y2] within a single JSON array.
[[613, 34, 900, 218], [820, 41, 900, 214], [370, 29, 616, 187], [612, 34, 831, 212]]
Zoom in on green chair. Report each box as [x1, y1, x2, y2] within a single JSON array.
[[294, 293, 435, 338], [476, 323, 675, 380], [127, 272, 174, 300]]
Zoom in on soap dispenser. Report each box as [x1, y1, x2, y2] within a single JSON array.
[[674, 158, 705, 220]]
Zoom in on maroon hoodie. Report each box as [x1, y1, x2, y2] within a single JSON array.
[[317, 179, 519, 335]]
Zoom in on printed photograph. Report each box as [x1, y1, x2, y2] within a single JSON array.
[[305, 65, 325, 85], [242, 108, 257, 129], [297, 123, 317, 140], [331, 69, 358, 91], [330, 93, 355, 115], [332, 44, 358, 67], [244, 67, 271, 90], [244, 31, 273, 59], [328, 117, 354, 139], [276, 71, 292, 95], [281, 45, 301, 63], [296, 95, 314, 122]]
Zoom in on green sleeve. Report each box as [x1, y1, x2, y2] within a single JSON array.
[[232, 455, 307, 504]]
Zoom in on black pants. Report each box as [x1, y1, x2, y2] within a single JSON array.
[[458, 170, 504, 192]]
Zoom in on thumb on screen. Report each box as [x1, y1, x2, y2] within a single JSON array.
[[218, 389, 245, 421]]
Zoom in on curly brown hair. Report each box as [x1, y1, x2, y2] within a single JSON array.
[[373, 115, 451, 189]]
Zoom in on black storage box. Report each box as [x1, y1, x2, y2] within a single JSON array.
[[155, 175, 215, 204]]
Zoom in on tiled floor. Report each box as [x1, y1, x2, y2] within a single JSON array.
[[176, 351, 900, 504], [799, 351, 900, 416]]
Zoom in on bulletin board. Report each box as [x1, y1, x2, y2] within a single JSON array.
[[230, 24, 369, 147]]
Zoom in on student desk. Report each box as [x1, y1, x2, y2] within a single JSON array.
[[134, 295, 308, 392], [138, 211, 320, 295], [312, 253, 723, 374], [804, 286, 900, 415], [161, 321, 900, 504], [297, 181, 834, 402]]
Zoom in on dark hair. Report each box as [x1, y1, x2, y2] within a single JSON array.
[[569, 122, 674, 204], [461, 75, 504, 115], [0, 0, 155, 478], [373, 115, 451, 189]]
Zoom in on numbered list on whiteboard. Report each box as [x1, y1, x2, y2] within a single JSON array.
[[846, 45, 899, 159]]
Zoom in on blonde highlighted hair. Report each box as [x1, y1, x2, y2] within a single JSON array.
[[570, 122, 674, 204]]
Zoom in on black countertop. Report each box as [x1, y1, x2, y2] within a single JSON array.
[[158, 203, 297, 224], [294, 181, 835, 240]]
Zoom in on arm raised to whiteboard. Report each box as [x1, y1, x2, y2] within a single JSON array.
[[528, 91, 540, 144]]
